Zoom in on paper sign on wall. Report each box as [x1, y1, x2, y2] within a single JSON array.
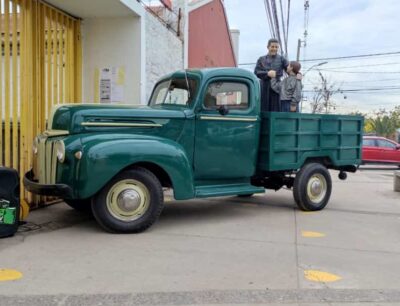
[[99, 67, 125, 103]]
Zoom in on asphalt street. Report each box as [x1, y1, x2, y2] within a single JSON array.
[[0, 166, 399, 305]]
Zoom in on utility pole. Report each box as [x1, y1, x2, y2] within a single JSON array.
[[296, 38, 301, 61], [296, 1, 310, 62]]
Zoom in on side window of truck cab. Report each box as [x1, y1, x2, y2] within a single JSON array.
[[203, 82, 249, 110]]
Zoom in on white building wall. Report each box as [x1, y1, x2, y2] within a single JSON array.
[[82, 16, 142, 104], [230, 29, 240, 65], [145, 11, 184, 101]]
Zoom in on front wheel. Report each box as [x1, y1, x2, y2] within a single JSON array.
[[92, 167, 164, 233], [293, 163, 332, 211]]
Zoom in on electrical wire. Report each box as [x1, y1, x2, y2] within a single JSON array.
[[304, 78, 400, 84], [309, 62, 400, 70], [271, 0, 283, 52], [286, 0, 291, 52], [279, 0, 287, 56], [303, 87, 400, 93], [316, 70, 400, 74], [238, 51, 400, 66], [300, 51, 400, 62], [264, 0, 276, 38]]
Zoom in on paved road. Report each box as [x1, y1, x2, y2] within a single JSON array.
[[1, 167, 400, 305]]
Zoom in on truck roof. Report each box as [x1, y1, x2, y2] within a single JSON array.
[[159, 67, 259, 84]]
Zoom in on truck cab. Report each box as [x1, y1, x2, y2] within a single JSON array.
[[24, 68, 363, 233]]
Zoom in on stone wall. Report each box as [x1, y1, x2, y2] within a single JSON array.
[[145, 11, 184, 101]]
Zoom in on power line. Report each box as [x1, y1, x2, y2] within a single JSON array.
[[279, 0, 287, 56], [271, 0, 283, 52], [238, 51, 400, 66], [317, 70, 400, 74], [304, 78, 400, 84], [300, 51, 400, 62], [264, 0, 290, 57], [286, 0, 291, 51], [264, 0, 276, 38], [303, 62, 400, 70], [303, 87, 400, 93]]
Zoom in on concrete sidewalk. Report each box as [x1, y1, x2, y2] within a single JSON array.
[[1, 167, 400, 305]]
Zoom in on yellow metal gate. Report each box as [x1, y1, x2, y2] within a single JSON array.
[[0, 0, 82, 217]]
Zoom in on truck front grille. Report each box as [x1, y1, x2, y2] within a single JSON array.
[[33, 136, 58, 185], [33, 130, 68, 184]]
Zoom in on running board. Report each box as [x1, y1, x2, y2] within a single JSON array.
[[195, 184, 265, 198]]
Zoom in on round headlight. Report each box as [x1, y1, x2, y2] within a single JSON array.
[[55, 140, 66, 163], [32, 137, 39, 155]]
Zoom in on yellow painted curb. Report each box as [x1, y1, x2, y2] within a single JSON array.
[[304, 270, 341, 283], [301, 231, 326, 238], [0, 269, 23, 282]]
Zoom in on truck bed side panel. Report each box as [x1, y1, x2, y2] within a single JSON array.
[[258, 112, 363, 172]]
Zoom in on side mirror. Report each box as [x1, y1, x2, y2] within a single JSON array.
[[218, 105, 229, 116], [396, 145, 400, 150]]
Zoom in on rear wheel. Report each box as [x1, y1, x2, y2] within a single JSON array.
[[293, 163, 332, 211], [91, 167, 164, 233]]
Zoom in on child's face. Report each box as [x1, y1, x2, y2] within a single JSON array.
[[287, 64, 293, 73]]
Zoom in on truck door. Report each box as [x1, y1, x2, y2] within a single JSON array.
[[194, 79, 260, 180]]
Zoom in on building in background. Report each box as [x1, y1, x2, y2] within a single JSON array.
[[45, 0, 187, 104], [187, 0, 238, 68], [0, 0, 187, 208], [0, 0, 238, 208]]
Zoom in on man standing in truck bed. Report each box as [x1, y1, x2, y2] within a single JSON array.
[[254, 38, 288, 112]]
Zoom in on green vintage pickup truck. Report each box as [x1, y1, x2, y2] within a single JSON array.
[[24, 68, 363, 233]]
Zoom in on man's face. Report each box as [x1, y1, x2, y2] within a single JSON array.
[[267, 42, 279, 55]]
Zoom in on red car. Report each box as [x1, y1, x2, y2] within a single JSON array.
[[362, 136, 400, 167]]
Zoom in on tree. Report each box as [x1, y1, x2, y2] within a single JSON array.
[[390, 105, 400, 128], [365, 108, 399, 139], [309, 72, 342, 114]]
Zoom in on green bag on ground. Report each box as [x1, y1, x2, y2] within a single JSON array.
[[0, 167, 20, 238], [0, 200, 16, 225]]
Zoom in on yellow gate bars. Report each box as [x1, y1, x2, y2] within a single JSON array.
[[0, 0, 82, 217]]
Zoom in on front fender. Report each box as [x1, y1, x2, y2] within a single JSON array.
[[77, 134, 194, 200]]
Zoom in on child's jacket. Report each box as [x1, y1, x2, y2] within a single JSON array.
[[271, 75, 302, 104]]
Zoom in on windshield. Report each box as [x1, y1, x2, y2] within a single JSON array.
[[149, 78, 198, 107]]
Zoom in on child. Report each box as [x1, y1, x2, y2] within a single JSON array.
[[270, 61, 302, 112]]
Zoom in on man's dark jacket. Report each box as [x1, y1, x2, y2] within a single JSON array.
[[254, 54, 288, 111]]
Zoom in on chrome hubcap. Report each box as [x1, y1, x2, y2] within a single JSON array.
[[117, 190, 141, 212], [306, 174, 327, 204], [106, 179, 150, 221], [310, 180, 322, 196]]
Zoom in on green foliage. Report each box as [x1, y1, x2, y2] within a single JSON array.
[[364, 107, 400, 139]]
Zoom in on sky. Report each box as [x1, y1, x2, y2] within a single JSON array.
[[224, 0, 400, 114]]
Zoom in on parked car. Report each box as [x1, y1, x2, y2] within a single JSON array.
[[362, 136, 400, 167]]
